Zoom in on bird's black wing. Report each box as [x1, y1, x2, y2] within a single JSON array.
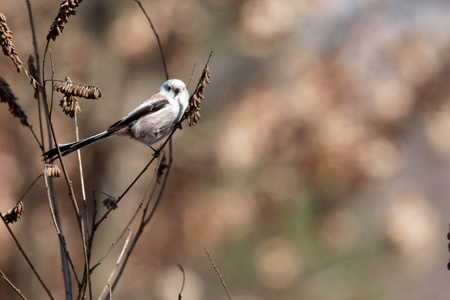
[[107, 98, 169, 133]]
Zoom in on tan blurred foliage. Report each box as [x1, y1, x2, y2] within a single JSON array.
[[1, 0, 450, 299]]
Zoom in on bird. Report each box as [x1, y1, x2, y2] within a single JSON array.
[[43, 79, 189, 160]]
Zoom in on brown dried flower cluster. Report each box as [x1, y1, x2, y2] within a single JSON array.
[[0, 13, 23, 73], [0, 76, 30, 127], [55, 77, 101, 118], [54, 77, 102, 100], [156, 154, 168, 184], [60, 95, 81, 118], [185, 60, 212, 126], [3, 201, 24, 224], [46, 164, 61, 178], [103, 196, 118, 210], [28, 55, 40, 99], [47, 0, 83, 41]]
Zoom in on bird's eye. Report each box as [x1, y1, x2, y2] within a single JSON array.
[[174, 88, 180, 94], [167, 85, 172, 91]]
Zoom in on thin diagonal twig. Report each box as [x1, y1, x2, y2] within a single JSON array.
[[205, 247, 232, 300], [110, 144, 173, 293], [0, 215, 54, 300], [98, 229, 132, 300], [43, 169, 81, 286], [0, 269, 27, 300], [178, 264, 185, 300], [134, 0, 169, 80], [90, 157, 163, 272]]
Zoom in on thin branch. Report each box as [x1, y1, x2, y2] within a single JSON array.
[[178, 264, 185, 300], [133, 0, 169, 80], [0, 214, 54, 300], [24, 0, 44, 147], [43, 169, 81, 287], [90, 160, 161, 272], [16, 174, 42, 206], [43, 49, 73, 297], [93, 155, 158, 228], [98, 229, 132, 300], [74, 111, 90, 299], [187, 63, 196, 89], [0, 268, 27, 300], [204, 247, 232, 300], [110, 143, 173, 292]]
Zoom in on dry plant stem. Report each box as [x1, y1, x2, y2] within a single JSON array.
[[90, 157, 163, 272], [0, 215, 54, 300], [49, 123, 90, 298], [178, 264, 185, 300], [16, 174, 42, 206], [134, 0, 169, 80], [74, 112, 91, 299], [45, 49, 74, 299], [0, 269, 27, 300], [93, 155, 157, 228], [94, 124, 178, 228], [187, 63, 197, 89], [110, 143, 173, 293], [43, 171, 81, 286], [204, 247, 232, 300], [98, 229, 132, 300], [25, 0, 44, 147]]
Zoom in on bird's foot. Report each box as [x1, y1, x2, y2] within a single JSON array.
[[175, 122, 183, 130]]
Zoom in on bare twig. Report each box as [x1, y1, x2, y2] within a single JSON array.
[[0, 215, 54, 300], [74, 111, 91, 299], [16, 174, 42, 206], [0, 269, 27, 300], [90, 157, 163, 272], [98, 229, 132, 300], [44, 49, 74, 297], [93, 154, 158, 227], [110, 144, 173, 292], [133, 0, 169, 80], [204, 247, 232, 300], [178, 264, 185, 300], [43, 168, 81, 287], [187, 63, 197, 89], [25, 0, 44, 147]]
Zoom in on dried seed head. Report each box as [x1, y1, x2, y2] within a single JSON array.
[[103, 196, 118, 210], [156, 154, 168, 184], [28, 55, 40, 99], [0, 76, 30, 127], [54, 77, 102, 100], [0, 13, 24, 73], [3, 201, 24, 224], [60, 94, 81, 118], [184, 53, 212, 126], [47, 0, 83, 41], [46, 164, 61, 178]]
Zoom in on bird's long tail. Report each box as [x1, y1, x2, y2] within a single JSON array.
[[43, 131, 113, 160]]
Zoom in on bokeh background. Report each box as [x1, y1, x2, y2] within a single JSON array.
[[1, 0, 450, 299]]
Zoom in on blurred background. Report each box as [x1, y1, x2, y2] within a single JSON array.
[[1, 0, 450, 299]]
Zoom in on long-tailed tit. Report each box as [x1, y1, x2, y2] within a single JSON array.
[[43, 79, 189, 160]]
